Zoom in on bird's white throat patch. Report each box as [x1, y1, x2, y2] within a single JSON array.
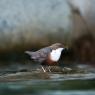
[[50, 48, 64, 62]]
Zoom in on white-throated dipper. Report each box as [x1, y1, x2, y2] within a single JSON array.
[[25, 43, 65, 72]]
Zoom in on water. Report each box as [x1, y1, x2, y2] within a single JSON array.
[[0, 78, 95, 95], [0, 62, 95, 95]]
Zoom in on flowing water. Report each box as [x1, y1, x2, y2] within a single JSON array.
[[0, 74, 95, 95], [0, 61, 95, 95]]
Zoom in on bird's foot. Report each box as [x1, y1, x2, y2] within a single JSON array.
[[41, 66, 46, 72], [47, 66, 51, 72]]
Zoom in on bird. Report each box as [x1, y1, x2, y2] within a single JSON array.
[[25, 43, 65, 72]]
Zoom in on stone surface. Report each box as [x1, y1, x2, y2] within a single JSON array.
[[0, 0, 72, 52], [0, 63, 95, 82]]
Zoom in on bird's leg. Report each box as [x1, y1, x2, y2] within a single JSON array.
[[41, 66, 46, 72], [47, 66, 51, 72]]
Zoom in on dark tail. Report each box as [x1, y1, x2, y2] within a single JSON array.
[[25, 51, 38, 60], [25, 51, 34, 56]]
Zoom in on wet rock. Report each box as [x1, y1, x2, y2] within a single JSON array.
[[0, 61, 95, 82], [62, 67, 72, 74], [46, 66, 63, 72], [43, 66, 88, 74], [0, 72, 50, 82]]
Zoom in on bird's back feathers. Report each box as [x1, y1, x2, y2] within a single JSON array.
[[25, 47, 52, 63]]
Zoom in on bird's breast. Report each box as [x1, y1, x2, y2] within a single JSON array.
[[44, 54, 58, 65], [49, 50, 61, 62]]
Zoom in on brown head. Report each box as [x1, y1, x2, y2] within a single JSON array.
[[49, 43, 64, 50]]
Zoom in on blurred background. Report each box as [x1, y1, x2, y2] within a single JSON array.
[[0, 0, 95, 63], [0, 0, 95, 95]]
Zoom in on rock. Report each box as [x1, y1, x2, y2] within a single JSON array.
[[0, 0, 72, 52], [0, 72, 50, 82], [46, 66, 63, 72]]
